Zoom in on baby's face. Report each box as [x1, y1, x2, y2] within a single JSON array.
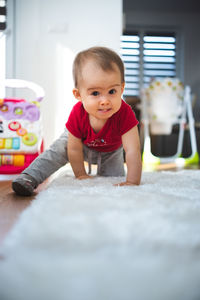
[[74, 59, 125, 121]]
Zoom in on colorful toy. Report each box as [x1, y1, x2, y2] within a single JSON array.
[[0, 79, 45, 174], [141, 78, 199, 168]]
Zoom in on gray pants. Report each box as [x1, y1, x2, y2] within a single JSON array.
[[23, 129, 125, 184]]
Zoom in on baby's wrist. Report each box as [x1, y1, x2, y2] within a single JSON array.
[[76, 174, 92, 180], [126, 178, 140, 185]]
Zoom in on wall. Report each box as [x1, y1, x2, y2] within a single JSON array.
[[125, 10, 200, 121], [7, 0, 122, 147]]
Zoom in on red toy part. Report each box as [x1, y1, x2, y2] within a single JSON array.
[[0, 79, 45, 174], [0, 153, 39, 174], [0, 140, 44, 174]]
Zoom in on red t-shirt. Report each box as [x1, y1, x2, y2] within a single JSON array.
[[66, 100, 138, 152]]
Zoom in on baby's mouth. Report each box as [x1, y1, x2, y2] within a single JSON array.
[[98, 108, 111, 113]]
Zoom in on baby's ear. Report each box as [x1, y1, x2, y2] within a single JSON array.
[[72, 88, 82, 101], [121, 82, 125, 94]]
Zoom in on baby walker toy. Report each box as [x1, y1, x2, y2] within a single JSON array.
[[141, 77, 199, 168], [0, 79, 45, 174]]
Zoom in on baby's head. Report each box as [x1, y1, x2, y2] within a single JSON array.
[[72, 47, 125, 121], [73, 46, 125, 89]]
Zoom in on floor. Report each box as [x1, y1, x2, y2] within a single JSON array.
[[0, 162, 199, 247], [0, 177, 48, 247]]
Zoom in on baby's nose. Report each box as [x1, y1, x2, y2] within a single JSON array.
[[100, 96, 109, 104]]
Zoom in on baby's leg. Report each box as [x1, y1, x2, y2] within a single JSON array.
[[98, 146, 125, 176], [23, 129, 69, 184], [12, 129, 69, 195]]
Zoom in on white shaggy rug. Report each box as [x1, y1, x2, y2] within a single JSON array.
[[0, 169, 200, 300]]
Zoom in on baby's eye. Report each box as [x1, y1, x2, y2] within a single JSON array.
[[91, 91, 99, 96], [109, 89, 116, 95]]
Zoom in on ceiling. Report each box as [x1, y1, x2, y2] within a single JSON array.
[[123, 0, 200, 13]]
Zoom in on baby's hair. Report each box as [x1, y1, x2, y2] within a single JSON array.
[[73, 46, 125, 88]]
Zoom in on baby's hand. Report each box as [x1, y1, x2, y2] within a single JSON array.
[[114, 181, 136, 186], [76, 174, 93, 180]]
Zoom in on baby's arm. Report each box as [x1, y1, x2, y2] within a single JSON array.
[[116, 126, 142, 186], [67, 132, 91, 180]]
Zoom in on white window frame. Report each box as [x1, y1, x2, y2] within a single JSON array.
[[0, 0, 15, 97], [0, 31, 6, 96], [6, 0, 15, 79]]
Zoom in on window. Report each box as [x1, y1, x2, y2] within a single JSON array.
[[0, 0, 6, 30], [120, 30, 177, 96], [0, 0, 6, 96], [0, 32, 6, 77]]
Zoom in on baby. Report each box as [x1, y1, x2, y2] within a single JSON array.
[[12, 46, 142, 196]]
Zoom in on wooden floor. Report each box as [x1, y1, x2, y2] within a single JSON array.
[[0, 163, 199, 247], [0, 178, 48, 247]]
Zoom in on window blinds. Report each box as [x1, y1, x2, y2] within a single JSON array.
[[143, 33, 176, 86], [120, 33, 140, 96], [120, 31, 177, 96], [0, 0, 6, 31]]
